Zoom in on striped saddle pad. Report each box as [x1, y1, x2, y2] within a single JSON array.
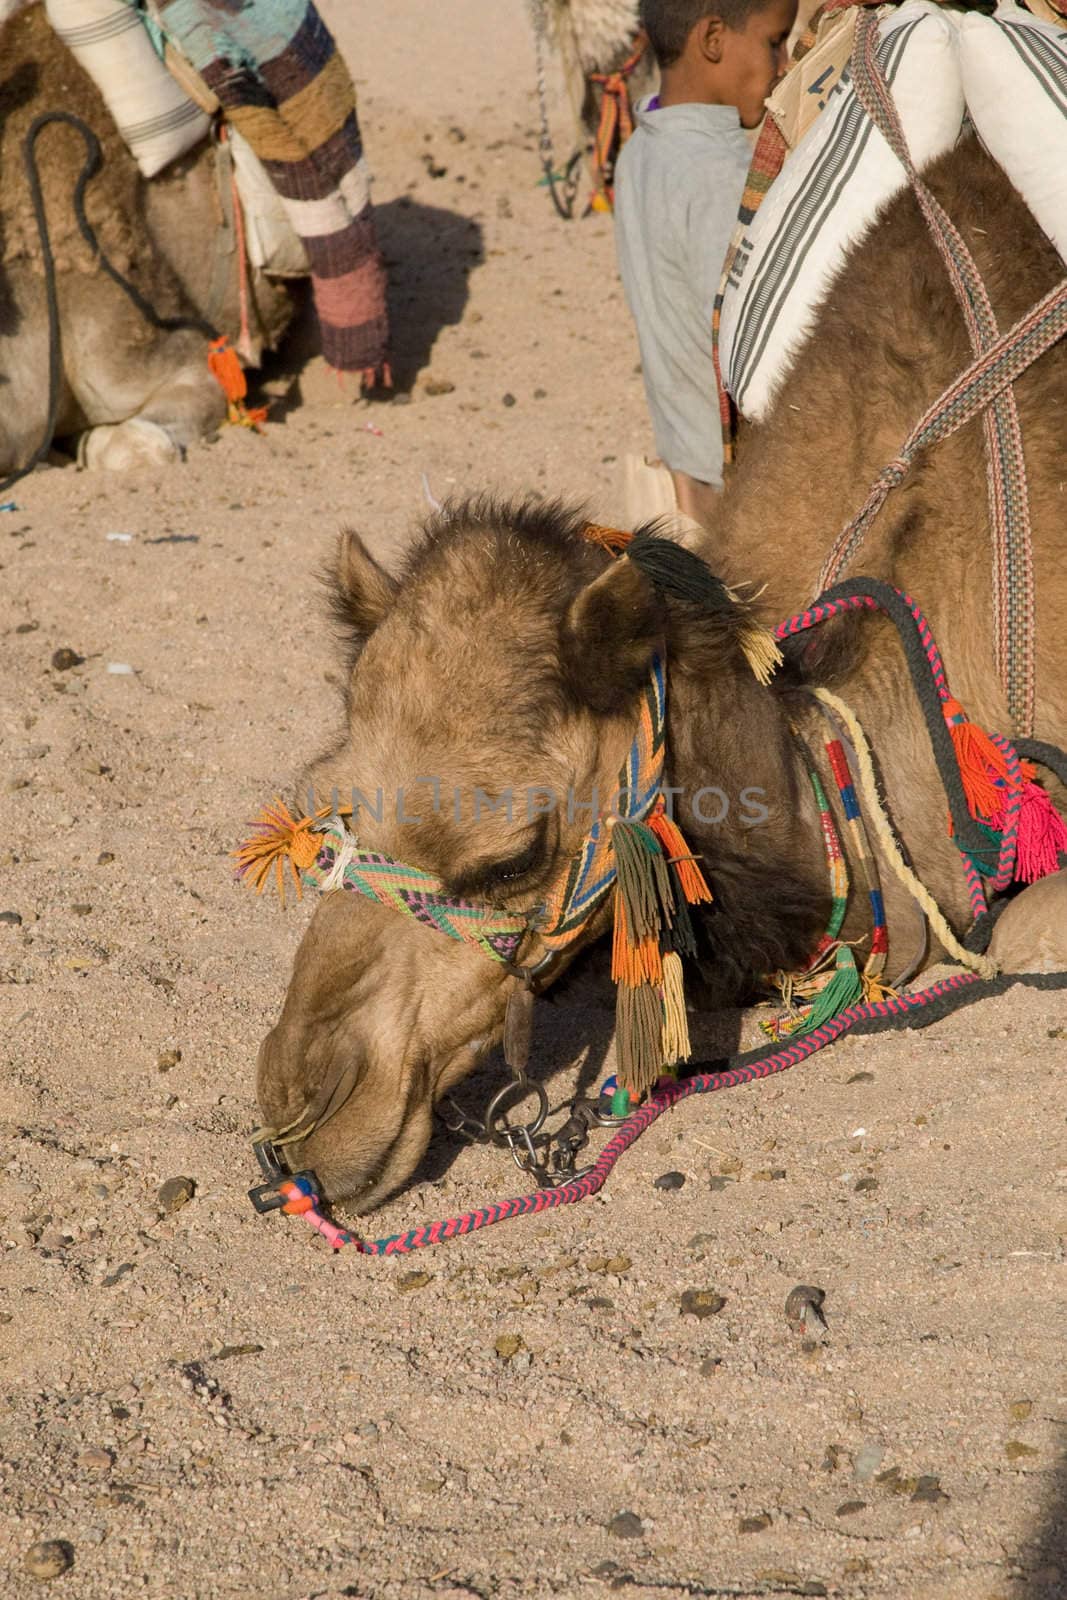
[[717, 0, 965, 424]]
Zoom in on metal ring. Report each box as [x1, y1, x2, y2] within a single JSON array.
[[485, 1076, 550, 1148]]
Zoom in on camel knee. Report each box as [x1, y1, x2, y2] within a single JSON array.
[[76, 418, 183, 471]]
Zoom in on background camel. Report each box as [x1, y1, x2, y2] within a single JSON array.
[[256, 138, 1067, 1211], [0, 4, 295, 477]]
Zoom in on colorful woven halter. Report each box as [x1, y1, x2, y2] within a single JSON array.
[[236, 648, 712, 1096]]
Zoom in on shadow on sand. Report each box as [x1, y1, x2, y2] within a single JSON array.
[[411, 945, 748, 1198], [259, 197, 485, 404]]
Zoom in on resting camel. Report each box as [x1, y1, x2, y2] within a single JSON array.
[[254, 137, 1066, 1210], [0, 4, 294, 476]]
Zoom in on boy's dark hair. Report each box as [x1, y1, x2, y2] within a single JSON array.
[[639, 0, 770, 63]]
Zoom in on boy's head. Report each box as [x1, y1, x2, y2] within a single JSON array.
[[640, 0, 798, 128]]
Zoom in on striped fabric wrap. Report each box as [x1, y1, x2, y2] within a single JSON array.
[[154, 0, 389, 375], [716, 0, 965, 426], [710, 0, 855, 459], [43, 0, 211, 177], [958, 3, 1067, 266]]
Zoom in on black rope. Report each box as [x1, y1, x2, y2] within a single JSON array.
[[1015, 736, 1067, 791], [0, 111, 217, 496], [811, 577, 1006, 873]]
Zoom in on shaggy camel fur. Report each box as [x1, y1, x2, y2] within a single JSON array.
[[0, 5, 294, 476], [257, 139, 1066, 1210]]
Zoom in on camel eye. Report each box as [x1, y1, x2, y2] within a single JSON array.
[[453, 829, 547, 901]]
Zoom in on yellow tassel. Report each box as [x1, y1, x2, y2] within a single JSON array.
[[738, 619, 784, 686], [660, 951, 691, 1065]]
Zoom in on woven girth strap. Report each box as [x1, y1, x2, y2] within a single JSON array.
[[818, 7, 1051, 740], [815, 280, 1067, 620]]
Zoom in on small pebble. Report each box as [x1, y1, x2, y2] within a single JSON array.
[[847, 1071, 875, 1084], [739, 1514, 772, 1533], [911, 1475, 949, 1504], [501, 392, 516, 407], [0, 910, 23, 927], [78, 1448, 112, 1471], [607, 1511, 644, 1539], [1009, 1399, 1032, 1420], [357, 1421, 380, 1440], [15, 620, 39, 633], [784, 1285, 827, 1333], [24, 1541, 73, 1580], [157, 1049, 182, 1072], [424, 379, 455, 397], [854, 1177, 879, 1193], [680, 1288, 726, 1319], [50, 647, 83, 671], [157, 1176, 196, 1213], [106, 663, 135, 676], [215, 1344, 263, 1361], [97, 852, 115, 866], [511, 1351, 533, 1374], [853, 1442, 885, 1482], [836, 1501, 867, 1517], [494, 1333, 524, 1361], [653, 1170, 686, 1191], [396, 1270, 432, 1294]]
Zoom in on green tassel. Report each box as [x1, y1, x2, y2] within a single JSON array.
[[612, 819, 673, 942], [958, 817, 1003, 878], [792, 946, 864, 1037]]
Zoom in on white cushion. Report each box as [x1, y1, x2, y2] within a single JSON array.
[[45, 0, 210, 178], [718, 0, 965, 423], [958, 2, 1067, 263]]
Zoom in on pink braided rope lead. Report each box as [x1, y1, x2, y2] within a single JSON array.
[[277, 972, 982, 1258]]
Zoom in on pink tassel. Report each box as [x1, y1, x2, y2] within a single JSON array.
[[1014, 781, 1067, 884]]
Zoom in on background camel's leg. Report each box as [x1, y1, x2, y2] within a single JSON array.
[[0, 264, 81, 477], [58, 275, 226, 471]]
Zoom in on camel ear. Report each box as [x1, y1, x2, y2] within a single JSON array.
[[332, 528, 398, 640], [563, 558, 661, 713]]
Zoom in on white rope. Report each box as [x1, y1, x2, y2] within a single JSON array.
[[813, 688, 999, 980], [318, 820, 360, 895]]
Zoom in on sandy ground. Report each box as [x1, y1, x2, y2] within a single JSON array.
[[2, 2, 1066, 1597]]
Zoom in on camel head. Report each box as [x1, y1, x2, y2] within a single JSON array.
[[253, 498, 826, 1209]]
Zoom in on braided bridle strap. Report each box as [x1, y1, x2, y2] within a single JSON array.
[[818, 7, 1067, 739]]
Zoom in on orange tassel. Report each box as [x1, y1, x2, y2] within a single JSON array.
[[647, 799, 713, 904], [234, 800, 338, 905], [943, 698, 1010, 820], [611, 893, 663, 985], [208, 336, 268, 433], [582, 522, 634, 557], [208, 335, 247, 403]]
